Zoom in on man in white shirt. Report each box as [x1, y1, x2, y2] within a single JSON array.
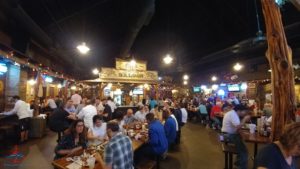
[[180, 104, 188, 126], [71, 91, 82, 108], [107, 97, 117, 113], [134, 106, 148, 122], [221, 105, 251, 169], [43, 96, 57, 113], [1, 96, 31, 143], [77, 99, 97, 129], [95, 97, 104, 114]]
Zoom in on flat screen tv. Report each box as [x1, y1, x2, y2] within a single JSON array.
[[193, 87, 201, 92], [132, 88, 143, 95], [227, 84, 240, 92]]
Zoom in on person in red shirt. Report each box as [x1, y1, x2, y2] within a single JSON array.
[[210, 102, 222, 130]]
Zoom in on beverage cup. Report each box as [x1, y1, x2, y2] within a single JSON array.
[[87, 157, 96, 169], [249, 124, 256, 134]]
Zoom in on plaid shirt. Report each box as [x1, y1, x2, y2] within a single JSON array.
[[104, 133, 133, 169]]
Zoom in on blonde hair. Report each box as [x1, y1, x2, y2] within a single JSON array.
[[279, 122, 300, 150]]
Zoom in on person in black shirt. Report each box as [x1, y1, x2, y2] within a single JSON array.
[[255, 122, 300, 169], [49, 99, 74, 142], [54, 119, 87, 159], [101, 98, 112, 122]]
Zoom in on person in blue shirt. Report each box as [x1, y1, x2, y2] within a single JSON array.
[[198, 101, 208, 124], [255, 122, 300, 169], [162, 109, 177, 148], [149, 97, 157, 110]]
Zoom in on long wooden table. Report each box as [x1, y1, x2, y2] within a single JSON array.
[[239, 130, 271, 157], [52, 137, 145, 169]]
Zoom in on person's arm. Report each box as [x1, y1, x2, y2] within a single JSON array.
[[2, 102, 19, 115], [76, 109, 85, 119]]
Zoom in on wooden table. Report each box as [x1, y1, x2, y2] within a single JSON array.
[[239, 130, 271, 157], [52, 136, 146, 169]]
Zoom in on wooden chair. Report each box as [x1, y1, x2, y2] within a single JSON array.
[[221, 143, 238, 169]]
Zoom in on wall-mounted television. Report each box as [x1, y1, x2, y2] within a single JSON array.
[[193, 87, 201, 92], [227, 84, 240, 92], [132, 88, 143, 95]]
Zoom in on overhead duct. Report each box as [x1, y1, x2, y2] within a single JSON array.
[[119, 0, 155, 58]]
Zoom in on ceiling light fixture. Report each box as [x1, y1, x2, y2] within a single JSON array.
[[92, 68, 99, 75], [77, 42, 90, 54], [163, 54, 173, 65], [183, 81, 188, 85], [211, 76, 217, 81], [183, 74, 189, 80], [233, 63, 243, 71]]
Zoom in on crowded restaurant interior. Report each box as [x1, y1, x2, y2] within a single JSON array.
[[1, 0, 300, 169]]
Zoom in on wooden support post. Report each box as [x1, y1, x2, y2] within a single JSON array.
[[261, 0, 296, 141]]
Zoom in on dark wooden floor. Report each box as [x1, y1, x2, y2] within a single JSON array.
[[0, 122, 261, 169]]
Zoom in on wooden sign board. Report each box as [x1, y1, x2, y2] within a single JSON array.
[[115, 58, 147, 71]]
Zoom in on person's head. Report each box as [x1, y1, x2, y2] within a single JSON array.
[[93, 115, 103, 127], [65, 98, 73, 108], [234, 104, 249, 117], [67, 120, 86, 142], [55, 95, 60, 100], [102, 98, 107, 104], [114, 111, 124, 121], [162, 109, 171, 120], [107, 96, 112, 101], [75, 91, 79, 94], [154, 104, 158, 110], [127, 109, 133, 117], [95, 97, 101, 104], [146, 113, 155, 123], [139, 105, 144, 111], [279, 122, 300, 156], [12, 95, 20, 103], [106, 121, 119, 138], [222, 103, 232, 113], [81, 97, 88, 104], [90, 98, 96, 105]]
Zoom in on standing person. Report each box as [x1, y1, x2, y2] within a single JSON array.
[[42, 96, 57, 112], [95, 121, 133, 169], [255, 122, 300, 169], [75, 97, 87, 114], [221, 105, 251, 169], [54, 95, 63, 108], [71, 91, 82, 108], [162, 109, 177, 148], [87, 115, 107, 146], [95, 97, 104, 114], [1, 96, 31, 143], [76, 99, 97, 129], [149, 97, 157, 110], [49, 99, 75, 142], [107, 96, 117, 117], [101, 98, 112, 122], [198, 101, 208, 124], [54, 120, 87, 159], [180, 103, 188, 126]]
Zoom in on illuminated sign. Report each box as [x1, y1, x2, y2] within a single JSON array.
[[45, 76, 53, 83], [0, 63, 7, 75], [116, 58, 147, 71]]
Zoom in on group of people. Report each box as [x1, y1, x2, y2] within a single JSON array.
[[51, 94, 189, 168]]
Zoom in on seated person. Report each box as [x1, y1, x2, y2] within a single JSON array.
[[210, 102, 222, 130], [87, 115, 107, 146], [135, 106, 147, 122], [162, 109, 177, 147], [150, 105, 161, 121], [255, 122, 300, 169], [54, 120, 87, 159], [136, 113, 168, 161], [123, 109, 136, 125], [114, 111, 125, 132], [221, 104, 251, 169], [95, 121, 134, 169], [42, 96, 57, 112]]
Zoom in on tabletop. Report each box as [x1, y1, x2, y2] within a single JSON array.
[[52, 134, 146, 169], [239, 130, 271, 144]]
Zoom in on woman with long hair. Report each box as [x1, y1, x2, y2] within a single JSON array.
[[54, 119, 87, 159]]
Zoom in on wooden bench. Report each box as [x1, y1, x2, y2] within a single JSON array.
[[221, 143, 238, 169], [135, 159, 157, 169]]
